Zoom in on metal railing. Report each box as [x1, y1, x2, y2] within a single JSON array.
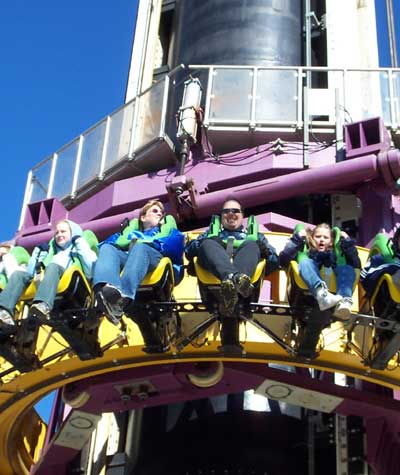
[[21, 65, 400, 227]]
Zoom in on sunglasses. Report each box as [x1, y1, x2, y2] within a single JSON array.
[[222, 208, 242, 215]]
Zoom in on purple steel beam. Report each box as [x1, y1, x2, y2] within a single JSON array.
[[17, 150, 400, 249], [193, 151, 400, 218]]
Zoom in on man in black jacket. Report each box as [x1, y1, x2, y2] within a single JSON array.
[[186, 198, 278, 313]]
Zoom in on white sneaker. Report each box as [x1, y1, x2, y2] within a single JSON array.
[[333, 297, 353, 321], [0, 308, 14, 326], [314, 284, 342, 311]]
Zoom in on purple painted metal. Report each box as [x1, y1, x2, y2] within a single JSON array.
[[345, 116, 391, 158], [33, 362, 400, 475], [192, 152, 398, 219], [42, 389, 63, 451], [17, 147, 400, 249]]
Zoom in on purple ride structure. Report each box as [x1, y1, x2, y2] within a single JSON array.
[[1, 1, 400, 474]]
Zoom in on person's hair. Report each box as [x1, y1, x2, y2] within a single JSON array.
[[221, 197, 244, 214], [306, 223, 333, 251], [139, 200, 165, 230]]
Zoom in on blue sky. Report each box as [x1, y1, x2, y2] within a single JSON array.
[[1, 1, 138, 421], [0, 1, 138, 242], [1, 1, 399, 422], [0, 2, 399, 245]]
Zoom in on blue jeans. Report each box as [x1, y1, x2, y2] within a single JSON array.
[[0, 263, 64, 314], [299, 257, 355, 298], [93, 243, 162, 300]]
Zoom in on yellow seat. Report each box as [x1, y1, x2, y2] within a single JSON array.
[[370, 273, 400, 306], [287, 261, 360, 312], [19, 265, 92, 302], [194, 259, 266, 286], [140, 257, 174, 287]]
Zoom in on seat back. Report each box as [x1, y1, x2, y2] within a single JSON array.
[[369, 233, 395, 263]]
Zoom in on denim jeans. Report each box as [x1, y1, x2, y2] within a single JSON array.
[[299, 257, 355, 298], [93, 242, 162, 300], [0, 263, 64, 314], [34, 263, 64, 308], [197, 239, 261, 281]]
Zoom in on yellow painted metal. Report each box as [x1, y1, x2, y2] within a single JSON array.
[[194, 259, 266, 284], [0, 234, 395, 474], [370, 273, 400, 305]]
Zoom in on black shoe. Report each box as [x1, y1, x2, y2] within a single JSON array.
[[0, 321, 17, 337], [233, 273, 254, 298], [29, 301, 51, 323], [96, 284, 128, 325], [220, 278, 238, 314]]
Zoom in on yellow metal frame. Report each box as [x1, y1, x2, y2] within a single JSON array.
[[0, 234, 398, 475]]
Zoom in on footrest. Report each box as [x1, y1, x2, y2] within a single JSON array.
[[0, 329, 41, 373], [44, 310, 102, 361], [369, 333, 400, 370]]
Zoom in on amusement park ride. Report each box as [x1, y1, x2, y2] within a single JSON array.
[[1, 1, 400, 474]]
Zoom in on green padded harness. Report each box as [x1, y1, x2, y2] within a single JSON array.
[[207, 214, 259, 248], [0, 246, 30, 288], [115, 215, 177, 250], [294, 223, 346, 265], [368, 233, 396, 263]]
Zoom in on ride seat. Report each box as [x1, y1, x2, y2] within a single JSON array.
[[194, 259, 266, 287], [287, 260, 360, 311], [18, 229, 98, 313], [131, 257, 175, 303]]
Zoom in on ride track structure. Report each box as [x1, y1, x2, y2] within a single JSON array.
[[2, 233, 400, 474]]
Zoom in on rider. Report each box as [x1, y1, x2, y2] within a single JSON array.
[[93, 199, 184, 321], [361, 226, 400, 295], [185, 198, 278, 313], [0, 220, 97, 333], [279, 223, 360, 321]]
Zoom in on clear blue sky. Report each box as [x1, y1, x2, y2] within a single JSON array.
[[1, 1, 399, 423], [1, 0, 138, 421], [0, 1, 138, 242]]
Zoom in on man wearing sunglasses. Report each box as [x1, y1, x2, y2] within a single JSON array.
[[186, 198, 278, 313]]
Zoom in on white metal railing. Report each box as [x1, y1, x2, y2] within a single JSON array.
[[21, 65, 400, 227]]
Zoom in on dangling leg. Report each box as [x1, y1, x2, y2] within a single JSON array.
[[333, 265, 356, 321], [0, 270, 31, 333], [232, 240, 261, 297], [299, 258, 341, 310], [29, 263, 64, 321]]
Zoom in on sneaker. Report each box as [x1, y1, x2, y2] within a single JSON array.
[[96, 284, 127, 325], [233, 273, 254, 298], [0, 308, 15, 326], [29, 301, 51, 322], [0, 308, 16, 335], [333, 297, 353, 321], [314, 284, 342, 311], [220, 278, 238, 314]]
